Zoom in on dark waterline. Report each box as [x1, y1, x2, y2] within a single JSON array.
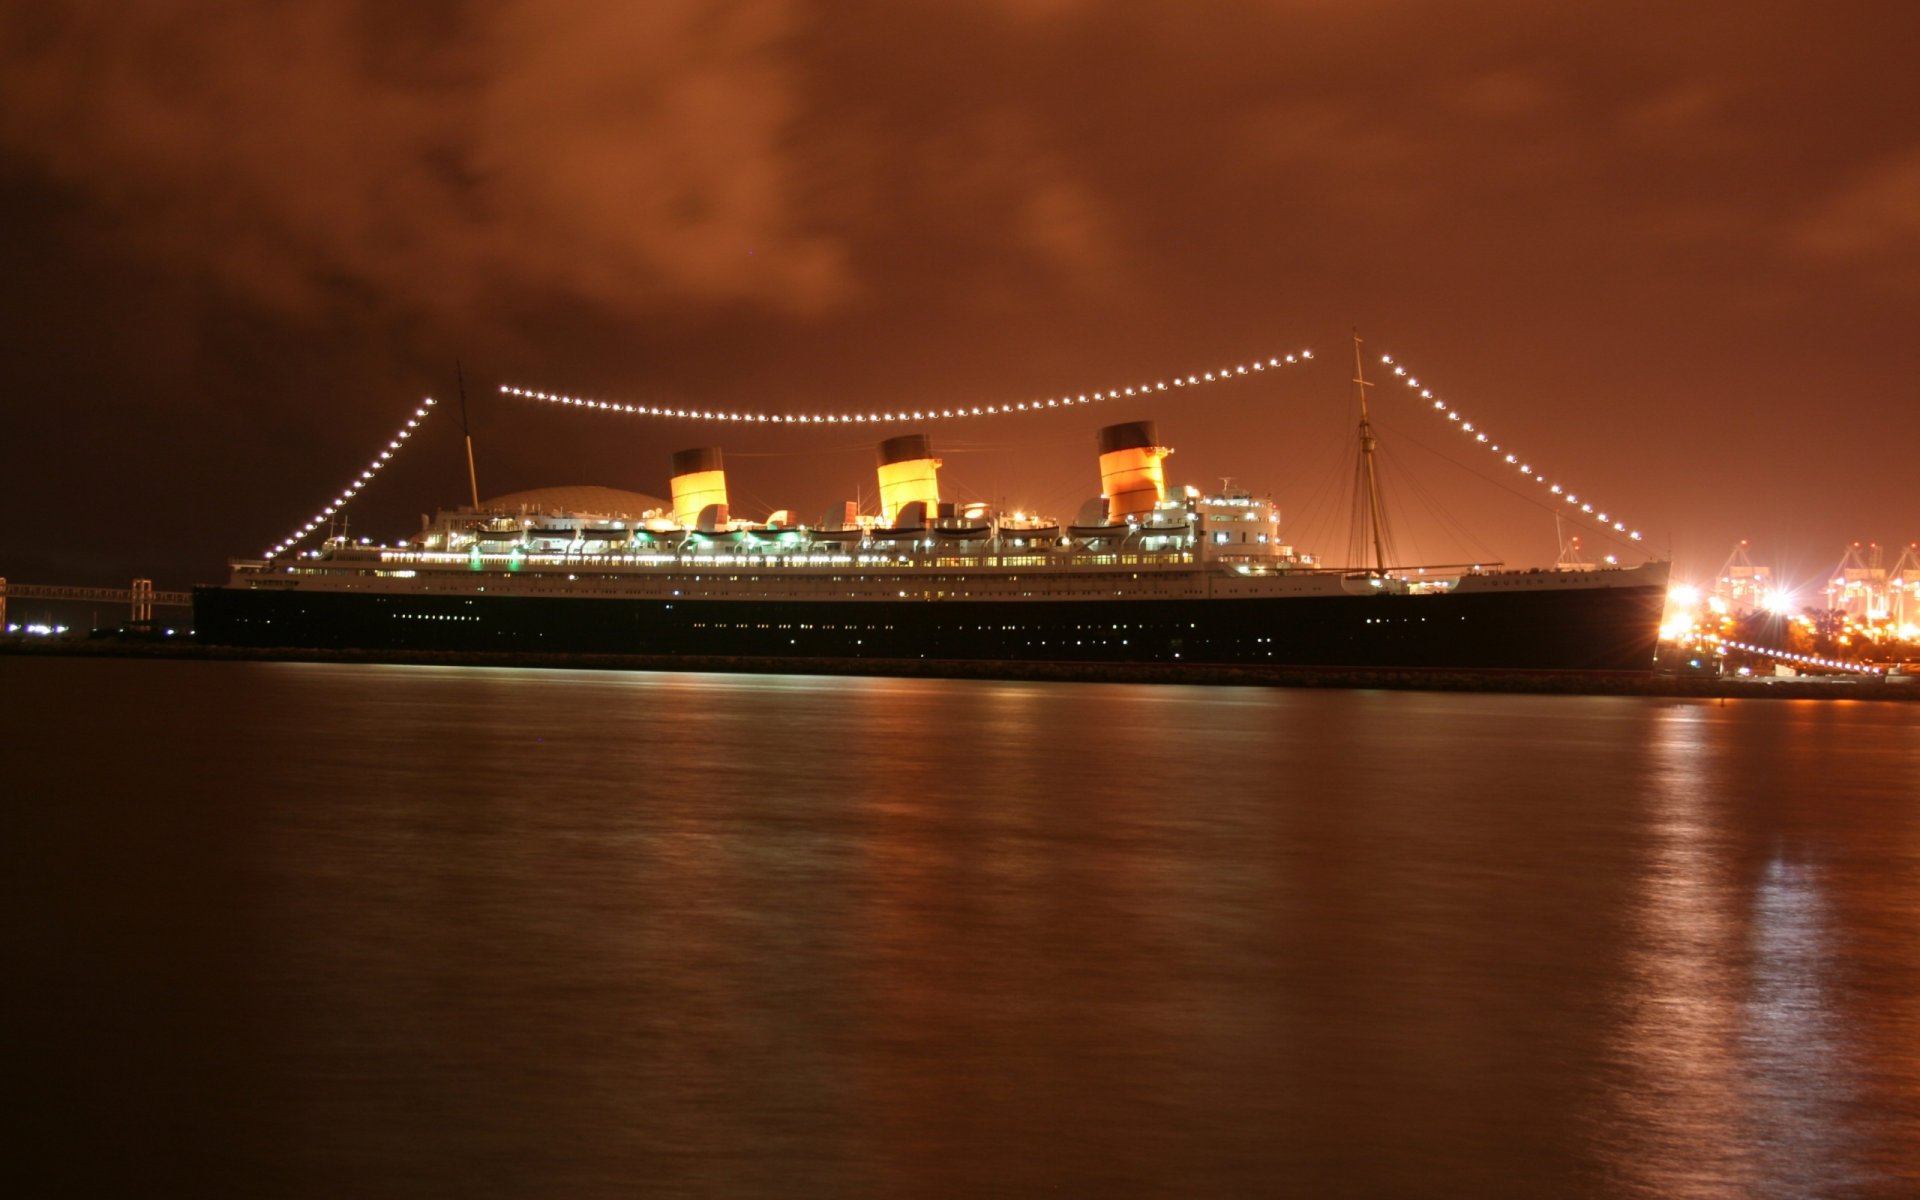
[[4, 657, 1918, 1198]]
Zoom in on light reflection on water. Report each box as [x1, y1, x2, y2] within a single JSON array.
[[1611, 702, 1919, 1199], [3, 658, 1918, 1198]]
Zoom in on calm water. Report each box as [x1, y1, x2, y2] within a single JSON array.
[[3, 656, 1918, 1198]]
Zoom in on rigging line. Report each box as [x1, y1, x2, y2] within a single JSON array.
[[1375, 467, 1429, 568], [1372, 350, 1645, 544], [1285, 461, 1347, 564], [1286, 412, 1364, 565], [706, 448, 866, 458], [711, 440, 923, 458], [940, 480, 1012, 507], [1372, 442, 1496, 565], [709, 435, 1074, 461], [266, 397, 439, 559], [500, 347, 1315, 429], [925, 429, 1100, 456], [1282, 366, 1359, 560], [1373, 410, 1645, 553], [999, 479, 1099, 522]]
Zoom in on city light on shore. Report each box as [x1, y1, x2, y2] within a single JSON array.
[[1659, 542, 1920, 675]]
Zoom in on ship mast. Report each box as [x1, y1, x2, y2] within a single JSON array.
[[1350, 331, 1393, 575], [456, 360, 481, 510]]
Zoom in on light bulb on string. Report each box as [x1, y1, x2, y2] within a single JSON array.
[[264, 398, 438, 559], [499, 346, 1315, 430], [1375, 351, 1646, 545]]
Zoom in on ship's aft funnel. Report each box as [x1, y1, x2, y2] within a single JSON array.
[[1097, 421, 1171, 522], [876, 434, 941, 527], [670, 446, 729, 530]]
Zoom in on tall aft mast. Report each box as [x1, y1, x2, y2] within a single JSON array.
[[456, 360, 482, 510], [1350, 331, 1394, 575]]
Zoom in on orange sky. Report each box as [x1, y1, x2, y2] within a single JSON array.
[[3, 1, 1916, 590]]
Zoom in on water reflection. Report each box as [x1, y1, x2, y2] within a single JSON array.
[[1612, 702, 1901, 1198], [4, 659, 1918, 1197], [1743, 856, 1864, 1192]]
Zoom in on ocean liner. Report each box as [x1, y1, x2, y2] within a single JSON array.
[[194, 346, 1669, 671]]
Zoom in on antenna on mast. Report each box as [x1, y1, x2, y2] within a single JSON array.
[[456, 360, 481, 510], [1556, 515, 1590, 569]]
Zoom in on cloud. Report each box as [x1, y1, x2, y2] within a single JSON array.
[[1617, 82, 1737, 151], [907, 109, 1130, 295], [0, 0, 852, 329], [1452, 67, 1559, 121], [1792, 146, 1920, 283], [1017, 175, 1121, 286]]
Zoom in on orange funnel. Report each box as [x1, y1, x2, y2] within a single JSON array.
[[670, 446, 729, 530], [1097, 421, 1171, 522], [876, 434, 941, 527]]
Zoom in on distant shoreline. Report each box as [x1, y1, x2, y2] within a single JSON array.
[[4, 635, 1915, 701]]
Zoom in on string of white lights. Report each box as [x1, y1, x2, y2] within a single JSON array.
[[1715, 637, 1886, 675], [1376, 353, 1644, 544], [266, 398, 438, 558], [499, 349, 1315, 427]]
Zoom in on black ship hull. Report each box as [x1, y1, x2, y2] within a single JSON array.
[[192, 581, 1667, 673]]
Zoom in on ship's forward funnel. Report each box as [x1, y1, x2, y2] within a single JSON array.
[[877, 434, 941, 527], [1097, 421, 1171, 522], [670, 446, 729, 530]]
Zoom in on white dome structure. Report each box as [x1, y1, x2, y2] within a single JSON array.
[[480, 486, 669, 519]]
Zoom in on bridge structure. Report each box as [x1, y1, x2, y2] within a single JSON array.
[[0, 578, 193, 627]]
